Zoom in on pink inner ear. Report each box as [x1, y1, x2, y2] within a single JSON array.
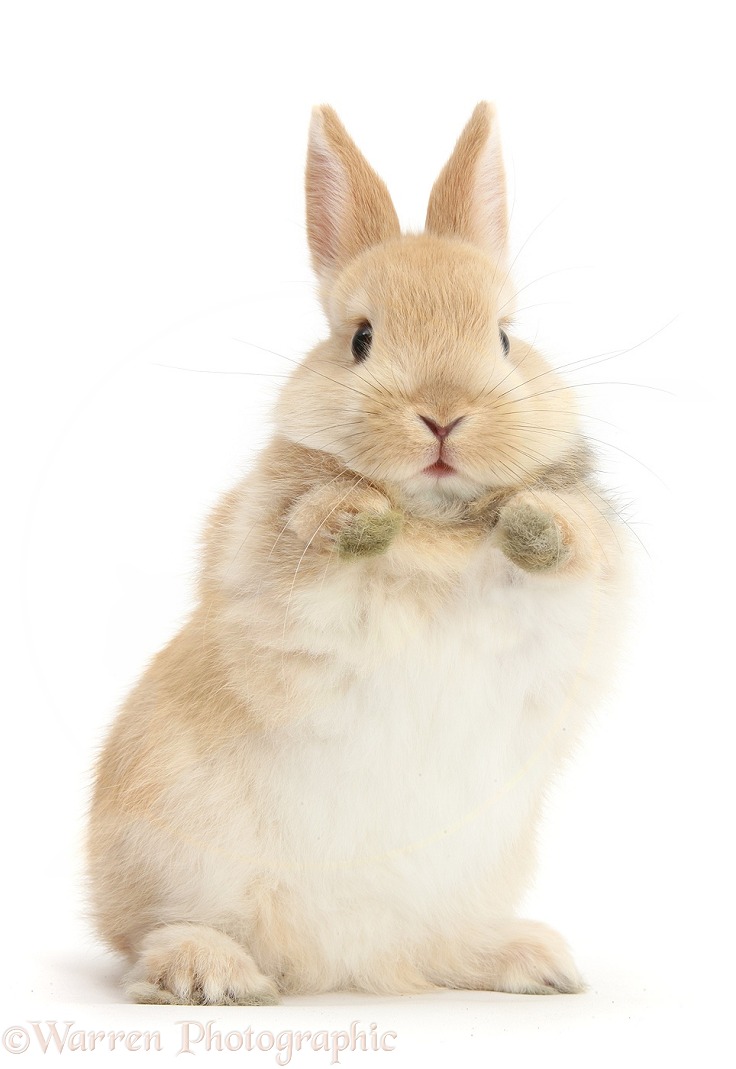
[[307, 138, 348, 275], [473, 127, 508, 257]]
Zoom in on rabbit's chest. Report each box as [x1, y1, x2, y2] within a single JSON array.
[[226, 561, 607, 983], [253, 562, 598, 881]]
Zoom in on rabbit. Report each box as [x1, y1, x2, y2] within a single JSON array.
[[86, 102, 632, 1005]]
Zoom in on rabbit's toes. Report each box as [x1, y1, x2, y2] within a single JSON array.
[[486, 919, 585, 995], [497, 502, 572, 573], [336, 509, 403, 559], [125, 923, 279, 1006]]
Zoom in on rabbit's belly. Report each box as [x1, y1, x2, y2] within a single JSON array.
[[243, 570, 611, 986]]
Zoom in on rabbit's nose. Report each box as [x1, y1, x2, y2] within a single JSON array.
[[418, 414, 465, 440]]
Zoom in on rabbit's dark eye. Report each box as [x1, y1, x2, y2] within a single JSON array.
[[500, 328, 510, 356], [351, 323, 373, 362]]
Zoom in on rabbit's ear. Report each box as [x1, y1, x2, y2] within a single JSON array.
[[425, 103, 508, 263], [306, 106, 400, 282]]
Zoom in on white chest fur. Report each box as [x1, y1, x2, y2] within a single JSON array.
[[226, 548, 615, 987]]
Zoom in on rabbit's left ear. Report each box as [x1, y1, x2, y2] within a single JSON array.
[[425, 102, 508, 264]]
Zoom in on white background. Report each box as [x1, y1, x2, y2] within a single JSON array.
[[1, 1, 734, 1065]]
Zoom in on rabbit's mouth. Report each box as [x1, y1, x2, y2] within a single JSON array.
[[423, 459, 457, 477]]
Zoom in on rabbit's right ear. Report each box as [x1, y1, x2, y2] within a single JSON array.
[[306, 107, 400, 284], [425, 103, 508, 265]]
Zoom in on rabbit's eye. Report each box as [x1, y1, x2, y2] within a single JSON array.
[[351, 323, 373, 362], [500, 328, 510, 356]]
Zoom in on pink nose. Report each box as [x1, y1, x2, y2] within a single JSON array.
[[419, 414, 465, 440]]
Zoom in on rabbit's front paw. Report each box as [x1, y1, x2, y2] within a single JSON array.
[[288, 483, 401, 559], [496, 501, 572, 573], [335, 507, 403, 559]]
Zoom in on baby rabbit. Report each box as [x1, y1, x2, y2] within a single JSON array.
[[87, 103, 630, 1004]]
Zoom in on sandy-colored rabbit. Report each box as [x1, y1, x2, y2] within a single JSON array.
[[87, 103, 631, 1004]]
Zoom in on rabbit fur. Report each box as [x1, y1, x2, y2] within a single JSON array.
[[87, 103, 631, 1005]]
